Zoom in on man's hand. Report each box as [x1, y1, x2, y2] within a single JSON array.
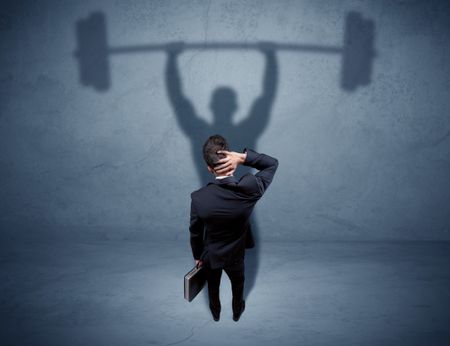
[[213, 150, 247, 175], [195, 259, 203, 268]]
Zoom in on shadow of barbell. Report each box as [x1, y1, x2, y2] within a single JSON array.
[[74, 11, 375, 92]]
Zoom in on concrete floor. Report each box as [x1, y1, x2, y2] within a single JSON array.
[[1, 240, 449, 346]]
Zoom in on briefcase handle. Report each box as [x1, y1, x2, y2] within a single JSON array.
[[196, 250, 208, 269]]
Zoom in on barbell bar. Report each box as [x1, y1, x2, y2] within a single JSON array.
[[74, 11, 375, 92]]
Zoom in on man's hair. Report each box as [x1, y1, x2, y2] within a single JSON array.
[[203, 134, 229, 168]]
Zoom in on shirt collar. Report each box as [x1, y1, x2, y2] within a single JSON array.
[[215, 175, 234, 180]]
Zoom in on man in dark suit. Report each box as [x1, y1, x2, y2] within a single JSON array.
[[189, 134, 278, 322]]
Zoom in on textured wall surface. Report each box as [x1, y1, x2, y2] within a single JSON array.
[[1, 0, 449, 241]]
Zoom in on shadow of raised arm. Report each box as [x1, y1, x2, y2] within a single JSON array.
[[239, 45, 278, 137], [165, 45, 208, 136]]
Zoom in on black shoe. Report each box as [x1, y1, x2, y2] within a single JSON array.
[[210, 304, 220, 322], [233, 300, 245, 322], [211, 311, 220, 322]]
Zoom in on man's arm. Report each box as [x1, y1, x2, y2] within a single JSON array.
[[241, 148, 278, 196], [215, 149, 279, 196], [242, 148, 278, 195], [189, 198, 204, 262]]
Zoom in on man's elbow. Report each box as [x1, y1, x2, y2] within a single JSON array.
[[272, 157, 279, 171]]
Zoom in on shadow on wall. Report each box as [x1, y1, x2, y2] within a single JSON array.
[[74, 11, 375, 93], [73, 10, 376, 300], [341, 11, 375, 90]]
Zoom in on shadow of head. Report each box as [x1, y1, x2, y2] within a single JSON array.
[[210, 87, 238, 124]]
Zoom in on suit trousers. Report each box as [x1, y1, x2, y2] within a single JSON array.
[[204, 259, 245, 315]]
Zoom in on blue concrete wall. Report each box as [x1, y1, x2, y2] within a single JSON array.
[[1, 0, 449, 241]]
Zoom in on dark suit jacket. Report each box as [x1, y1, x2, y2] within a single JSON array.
[[189, 148, 278, 269]]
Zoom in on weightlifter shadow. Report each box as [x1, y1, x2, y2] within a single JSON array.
[[164, 42, 278, 301]]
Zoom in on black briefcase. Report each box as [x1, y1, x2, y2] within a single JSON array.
[[184, 265, 206, 302]]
